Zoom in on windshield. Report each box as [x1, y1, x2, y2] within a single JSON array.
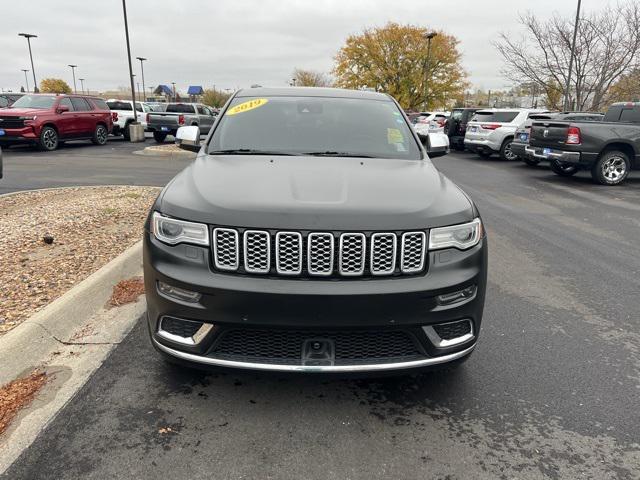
[[207, 96, 422, 160], [10, 95, 57, 110]]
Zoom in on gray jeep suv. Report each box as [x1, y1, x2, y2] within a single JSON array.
[[143, 87, 487, 374]]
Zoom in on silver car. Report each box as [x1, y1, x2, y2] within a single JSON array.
[[464, 108, 549, 160]]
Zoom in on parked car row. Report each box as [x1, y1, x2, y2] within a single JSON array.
[[0, 93, 112, 151], [446, 103, 638, 185]]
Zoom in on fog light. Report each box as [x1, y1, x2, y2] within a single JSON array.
[[157, 281, 202, 303], [436, 285, 477, 306]]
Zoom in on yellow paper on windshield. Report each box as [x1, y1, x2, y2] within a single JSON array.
[[387, 128, 404, 144], [226, 98, 269, 115]]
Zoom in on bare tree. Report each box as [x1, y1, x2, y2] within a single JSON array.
[[291, 68, 333, 87], [495, 1, 640, 111]]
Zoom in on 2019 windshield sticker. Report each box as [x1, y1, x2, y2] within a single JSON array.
[[226, 98, 269, 115]]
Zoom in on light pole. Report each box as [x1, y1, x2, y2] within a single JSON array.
[[137, 82, 141, 101], [171, 82, 176, 101], [563, 0, 582, 111], [68, 65, 78, 93], [79, 78, 85, 94], [21, 69, 30, 92], [136, 57, 147, 102], [18, 33, 38, 92], [423, 32, 438, 110], [121, 0, 139, 124]]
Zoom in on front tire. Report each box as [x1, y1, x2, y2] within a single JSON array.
[[591, 150, 630, 185], [550, 160, 578, 177], [38, 126, 59, 151], [153, 132, 167, 143], [92, 124, 108, 145]]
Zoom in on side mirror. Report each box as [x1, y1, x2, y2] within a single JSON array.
[[57, 105, 69, 114], [175, 126, 200, 152]]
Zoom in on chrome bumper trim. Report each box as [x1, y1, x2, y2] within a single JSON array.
[[152, 337, 476, 372], [422, 319, 474, 348], [525, 146, 580, 163]]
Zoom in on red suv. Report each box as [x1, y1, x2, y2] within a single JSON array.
[[0, 94, 113, 151]]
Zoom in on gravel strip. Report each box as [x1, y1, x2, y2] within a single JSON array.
[[0, 186, 160, 335]]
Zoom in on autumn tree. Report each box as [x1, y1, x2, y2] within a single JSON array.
[[333, 23, 468, 110], [607, 69, 640, 103], [202, 88, 231, 108], [39, 78, 72, 94], [292, 68, 333, 87], [495, 1, 640, 111]]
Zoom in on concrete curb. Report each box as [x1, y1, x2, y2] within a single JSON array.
[[133, 146, 196, 158], [0, 184, 161, 199], [0, 240, 143, 386]]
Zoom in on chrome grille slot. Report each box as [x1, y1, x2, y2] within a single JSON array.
[[307, 233, 334, 276], [243, 230, 270, 273], [212, 228, 239, 271], [339, 233, 366, 276], [276, 231, 303, 275], [370, 233, 397, 275], [401, 232, 426, 273]]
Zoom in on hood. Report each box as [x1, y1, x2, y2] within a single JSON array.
[[159, 155, 475, 230], [0, 108, 47, 116]]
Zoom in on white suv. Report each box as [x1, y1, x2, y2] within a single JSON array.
[[464, 108, 548, 160]]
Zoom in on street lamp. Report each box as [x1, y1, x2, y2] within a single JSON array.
[[18, 33, 38, 92], [563, 0, 582, 111], [21, 69, 30, 93], [423, 32, 438, 109], [136, 56, 147, 102], [121, 0, 139, 125], [79, 78, 85, 95], [68, 65, 78, 93], [171, 82, 176, 101]]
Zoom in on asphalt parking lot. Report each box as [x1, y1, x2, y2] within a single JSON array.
[[0, 137, 189, 194], [2, 146, 640, 479]]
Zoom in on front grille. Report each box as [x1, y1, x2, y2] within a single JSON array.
[[212, 328, 423, 365], [160, 317, 203, 338], [433, 320, 472, 340], [0, 117, 25, 129], [211, 228, 428, 278]]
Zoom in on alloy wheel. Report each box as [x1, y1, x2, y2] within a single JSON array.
[[43, 129, 57, 150], [97, 126, 108, 144], [602, 156, 626, 183], [503, 142, 517, 161]]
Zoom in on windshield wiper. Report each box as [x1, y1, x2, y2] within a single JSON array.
[[207, 149, 298, 156], [303, 151, 377, 158]]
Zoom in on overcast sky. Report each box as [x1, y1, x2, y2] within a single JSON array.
[[2, 0, 599, 94]]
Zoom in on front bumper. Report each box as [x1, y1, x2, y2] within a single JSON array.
[[525, 146, 580, 164], [144, 230, 487, 373], [0, 127, 38, 144]]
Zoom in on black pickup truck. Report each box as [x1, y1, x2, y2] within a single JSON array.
[[526, 102, 640, 185]]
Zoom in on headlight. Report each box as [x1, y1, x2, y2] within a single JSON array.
[[152, 211, 209, 246], [18, 116, 37, 121], [429, 218, 483, 250]]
